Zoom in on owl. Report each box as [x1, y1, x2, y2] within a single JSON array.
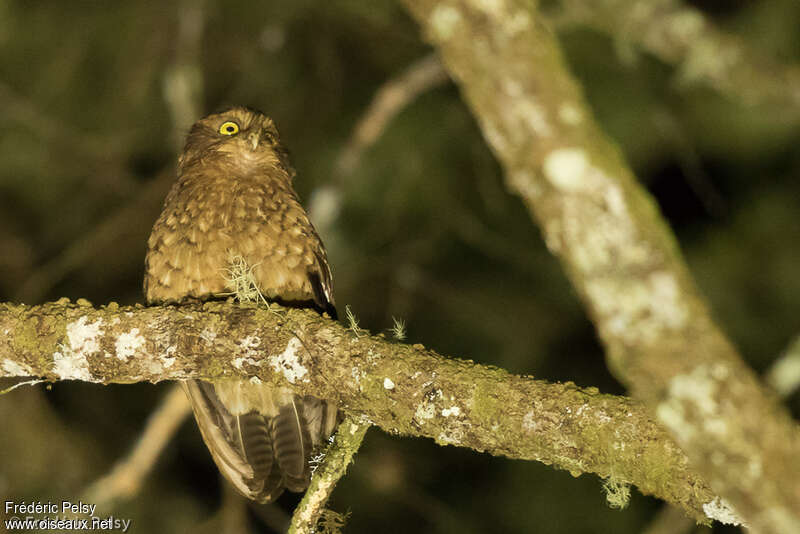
[[144, 106, 338, 502]]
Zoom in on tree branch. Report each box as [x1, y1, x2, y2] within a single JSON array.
[[398, 1, 800, 532], [553, 0, 800, 116], [2, 299, 717, 522], [333, 53, 449, 177], [288, 415, 369, 533]]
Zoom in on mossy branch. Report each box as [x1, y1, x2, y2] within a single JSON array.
[[2, 299, 718, 522], [399, 0, 800, 532], [289, 415, 370, 534]]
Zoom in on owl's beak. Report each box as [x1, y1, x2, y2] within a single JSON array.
[[247, 131, 260, 151]]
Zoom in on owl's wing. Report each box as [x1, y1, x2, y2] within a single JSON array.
[[309, 247, 337, 320], [305, 248, 339, 438]]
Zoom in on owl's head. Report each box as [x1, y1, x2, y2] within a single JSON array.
[[178, 106, 295, 178]]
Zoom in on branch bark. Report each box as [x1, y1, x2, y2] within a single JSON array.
[[398, 1, 800, 532], [2, 299, 716, 522]]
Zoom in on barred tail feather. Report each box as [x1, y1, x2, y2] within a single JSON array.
[[182, 380, 337, 502], [182, 380, 284, 502], [271, 395, 313, 492]]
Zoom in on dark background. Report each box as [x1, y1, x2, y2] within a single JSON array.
[[1, 1, 799, 533]]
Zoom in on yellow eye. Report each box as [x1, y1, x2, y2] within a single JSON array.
[[219, 121, 239, 135]]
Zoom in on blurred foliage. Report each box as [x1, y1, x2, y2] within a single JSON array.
[[0, 1, 798, 533]]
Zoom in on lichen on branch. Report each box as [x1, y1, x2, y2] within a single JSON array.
[[2, 299, 715, 521], [399, 0, 800, 531]]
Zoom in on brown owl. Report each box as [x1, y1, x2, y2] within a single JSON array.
[[144, 106, 337, 502]]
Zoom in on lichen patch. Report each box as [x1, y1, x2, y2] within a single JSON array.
[[51, 316, 105, 380], [496, 82, 552, 141], [199, 328, 217, 344], [522, 410, 537, 432], [515, 99, 552, 138], [543, 148, 593, 192], [53, 346, 92, 381], [351, 367, 363, 385], [587, 271, 688, 344], [115, 327, 145, 362], [414, 402, 436, 423], [541, 148, 650, 281], [268, 337, 308, 384], [414, 388, 443, 424], [161, 346, 177, 369], [437, 429, 464, 445], [2, 359, 32, 377], [441, 406, 461, 417], [66, 316, 104, 356], [656, 364, 728, 444], [232, 356, 261, 370], [236, 335, 261, 357], [702, 497, 744, 526]]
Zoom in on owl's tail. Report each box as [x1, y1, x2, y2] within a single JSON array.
[[181, 379, 336, 503]]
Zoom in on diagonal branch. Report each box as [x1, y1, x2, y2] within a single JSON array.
[[333, 53, 449, 177], [553, 0, 800, 116], [81, 384, 191, 509], [288, 415, 370, 534], [2, 299, 717, 523], [398, 1, 800, 532]]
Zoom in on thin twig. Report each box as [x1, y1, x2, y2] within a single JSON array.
[[163, 0, 206, 151], [309, 53, 448, 233], [81, 385, 191, 508], [335, 53, 448, 177], [218, 484, 251, 534], [288, 415, 370, 534]]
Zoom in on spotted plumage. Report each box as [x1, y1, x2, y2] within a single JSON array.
[[144, 106, 337, 502]]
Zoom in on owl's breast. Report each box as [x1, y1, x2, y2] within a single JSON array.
[[144, 175, 322, 305]]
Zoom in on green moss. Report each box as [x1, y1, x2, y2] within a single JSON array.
[[15, 311, 64, 377], [470, 379, 504, 429]]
